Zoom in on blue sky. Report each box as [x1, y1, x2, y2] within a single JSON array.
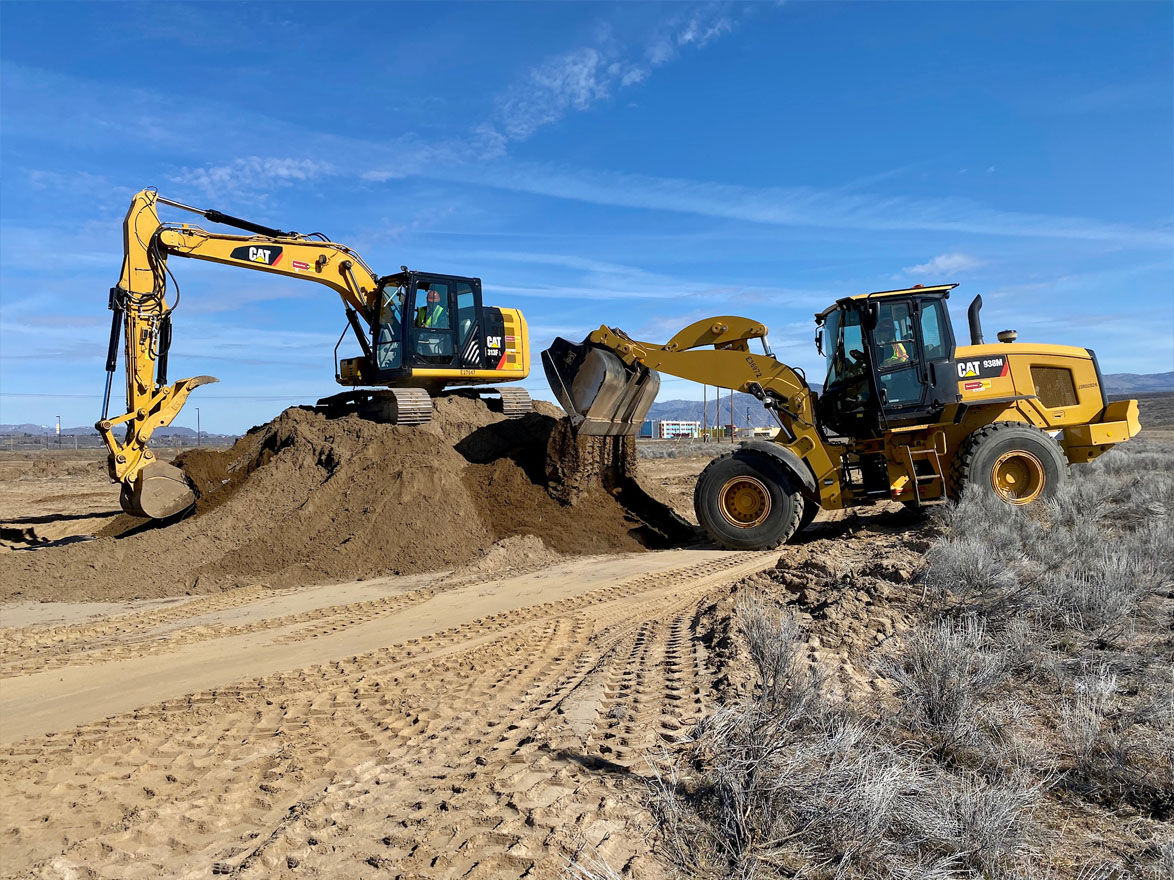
[[1, 1, 1171, 433]]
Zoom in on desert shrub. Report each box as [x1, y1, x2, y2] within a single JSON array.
[[1056, 666, 1174, 817], [649, 596, 1042, 880], [637, 441, 727, 460], [882, 617, 1009, 757], [922, 532, 1028, 622]]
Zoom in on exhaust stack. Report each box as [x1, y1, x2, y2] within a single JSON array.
[[967, 295, 984, 345]]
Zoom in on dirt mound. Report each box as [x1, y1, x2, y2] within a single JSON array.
[[0, 397, 694, 602]]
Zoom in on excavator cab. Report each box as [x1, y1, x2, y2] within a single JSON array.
[[358, 271, 505, 381], [815, 285, 959, 438]]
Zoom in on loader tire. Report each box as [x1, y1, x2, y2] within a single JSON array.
[[951, 421, 1068, 505], [694, 451, 804, 550], [796, 497, 820, 534]]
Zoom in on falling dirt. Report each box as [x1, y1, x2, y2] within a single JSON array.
[[0, 398, 693, 602]]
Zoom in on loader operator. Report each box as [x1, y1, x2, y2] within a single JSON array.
[[877, 324, 910, 366], [416, 288, 447, 328]]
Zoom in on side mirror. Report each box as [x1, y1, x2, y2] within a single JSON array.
[[815, 329, 823, 356]]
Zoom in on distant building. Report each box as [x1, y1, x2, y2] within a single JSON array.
[[656, 419, 701, 439], [639, 419, 655, 439]]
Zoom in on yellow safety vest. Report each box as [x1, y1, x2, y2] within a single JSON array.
[[416, 304, 446, 328]]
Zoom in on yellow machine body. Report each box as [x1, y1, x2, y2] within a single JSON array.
[[544, 285, 1140, 548], [99, 189, 531, 517]]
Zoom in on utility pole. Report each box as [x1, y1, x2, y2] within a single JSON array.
[[196, 407, 201, 447], [729, 389, 734, 443], [702, 385, 707, 441], [56, 415, 61, 448]]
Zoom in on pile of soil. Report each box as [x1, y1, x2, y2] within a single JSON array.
[[0, 397, 694, 602]]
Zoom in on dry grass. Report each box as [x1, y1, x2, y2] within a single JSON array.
[[647, 438, 1173, 879], [646, 598, 1043, 880]]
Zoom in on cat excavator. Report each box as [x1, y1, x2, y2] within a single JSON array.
[[99, 189, 531, 519], [543, 285, 1141, 549]]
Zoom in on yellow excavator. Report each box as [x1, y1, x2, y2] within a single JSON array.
[[99, 189, 531, 519], [544, 285, 1141, 549]]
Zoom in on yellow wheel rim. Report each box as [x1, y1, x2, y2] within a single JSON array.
[[990, 450, 1045, 504], [718, 476, 771, 528]]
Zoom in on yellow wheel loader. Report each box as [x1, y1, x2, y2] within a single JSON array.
[[543, 284, 1141, 550], [99, 189, 531, 519]]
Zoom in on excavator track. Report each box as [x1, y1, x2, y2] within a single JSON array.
[[445, 386, 533, 419], [495, 386, 532, 418], [315, 388, 433, 426]]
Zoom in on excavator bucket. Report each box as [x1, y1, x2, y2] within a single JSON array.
[[542, 337, 660, 436], [120, 460, 196, 519]]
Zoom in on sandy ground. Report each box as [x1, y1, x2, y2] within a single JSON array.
[[2, 422, 1165, 879], [0, 449, 772, 878]]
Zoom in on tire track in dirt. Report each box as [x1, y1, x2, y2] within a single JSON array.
[[1, 550, 776, 880], [0, 552, 577, 677]]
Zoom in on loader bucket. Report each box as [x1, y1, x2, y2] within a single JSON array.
[[542, 337, 660, 436]]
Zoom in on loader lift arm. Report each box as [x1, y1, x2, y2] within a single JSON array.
[[542, 317, 845, 509]]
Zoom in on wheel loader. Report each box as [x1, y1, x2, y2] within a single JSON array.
[[98, 189, 532, 519], [543, 284, 1141, 549]]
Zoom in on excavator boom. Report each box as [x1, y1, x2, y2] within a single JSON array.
[[99, 188, 530, 518]]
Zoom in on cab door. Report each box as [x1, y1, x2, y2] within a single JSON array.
[[406, 275, 459, 366], [869, 295, 957, 424], [454, 279, 488, 369]]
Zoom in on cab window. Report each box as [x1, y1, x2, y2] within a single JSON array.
[[824, 307, 867, 387], [456, 282, 479, 365], [874, 300, 923, 408], [375, 283, 405, 370], [919, 299, 950, 360], [412, 280, 454, 364], [874, 301, 916, 370]]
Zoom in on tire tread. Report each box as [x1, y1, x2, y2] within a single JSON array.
[[694, 451, 803, 550], [950, 420, 1069, 500]]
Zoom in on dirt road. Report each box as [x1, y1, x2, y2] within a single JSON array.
[[1, 545, 778, 879]]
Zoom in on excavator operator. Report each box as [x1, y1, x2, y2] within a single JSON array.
[[416, 287, 447, 328]]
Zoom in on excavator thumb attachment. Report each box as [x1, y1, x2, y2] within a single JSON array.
[[542, 337, 660, 436], [120, 461, 196, 520]]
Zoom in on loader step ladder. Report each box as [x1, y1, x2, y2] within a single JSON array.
[[901, 431, 947, 506]]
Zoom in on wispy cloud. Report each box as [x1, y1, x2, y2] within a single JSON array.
[[171, 157, 336, 199], [442, 163, 1174, 247], [1051, 81, 1167, 114], [482, 4, 740, 148], [902, 252, 985, 276], [647, 5, 735, 65]]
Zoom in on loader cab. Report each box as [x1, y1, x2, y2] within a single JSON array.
[[815, 285, 959, 438], [364, 270, 505, 381]]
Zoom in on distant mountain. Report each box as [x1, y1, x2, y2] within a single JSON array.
[[648, 392, 782, 429], [1102, 371, 1174, 394], [646, 371, 1171, 428], [0, 424, 234, 438]]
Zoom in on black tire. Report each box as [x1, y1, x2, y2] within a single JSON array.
[[694, 451, 804, 550], [951, 421, 1069, 505], [796, 496, 820, 533]]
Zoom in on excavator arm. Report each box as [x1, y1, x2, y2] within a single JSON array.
[[542, 317, 844, 507], [98, 189, 386, 518]]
